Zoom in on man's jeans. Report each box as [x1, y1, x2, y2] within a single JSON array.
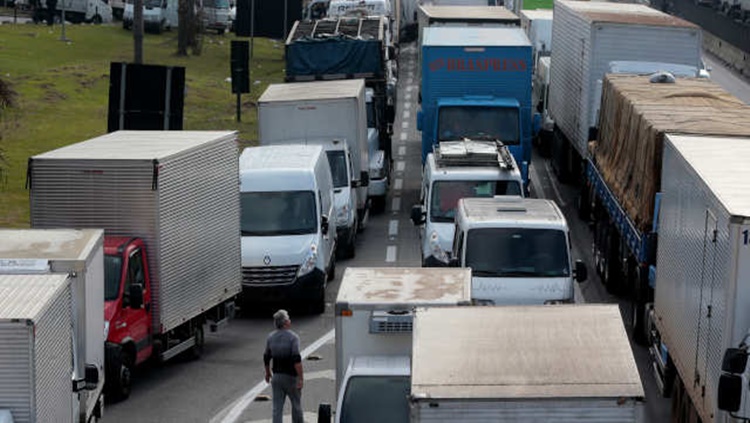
[[271, 373, 303, 423]]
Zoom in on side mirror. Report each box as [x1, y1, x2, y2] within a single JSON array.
[[321, 215, 330, 234], [410, 205, 426, 225], [129, 283, 144, 309], [718, 348, 749, 412], [85, 364, 100, 390], [417, 110, 423, 132], [722, 348, 749, 373], [360, 171, 369, 187], [574, 260, 588, 282]]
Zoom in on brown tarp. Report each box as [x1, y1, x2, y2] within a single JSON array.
[[592, 74, 750, 233]]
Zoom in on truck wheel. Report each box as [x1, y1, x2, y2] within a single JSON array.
[[92, 14, 102, 24], [310, 286, 326, 314], [327, 256, 336, 282], [188, 325, 205, 360], [106, 345, 133, 401], [371, 196, 386, 214], [317, 403, 332, 423]]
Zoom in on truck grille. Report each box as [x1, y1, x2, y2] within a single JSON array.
[[369, 311, 413, 333], [242, 266, 298, 286]]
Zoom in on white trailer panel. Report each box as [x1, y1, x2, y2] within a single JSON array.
[[655, 134, 750, 423], [334, 267, 472, 392], [411, 305, 644, 422], [0, 229, 105, 423], [28, 131, 241, 333], [548, 0, 701, 158], [0, 274, 73, 423], [520, 9, 552, 58]]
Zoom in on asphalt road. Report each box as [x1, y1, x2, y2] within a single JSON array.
[[102, 43, 749, 423]]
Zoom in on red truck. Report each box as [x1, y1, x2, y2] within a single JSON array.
[[28, 130, 242, 399]]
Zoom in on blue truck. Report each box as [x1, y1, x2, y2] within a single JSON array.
[[417, 26, 533, 186]]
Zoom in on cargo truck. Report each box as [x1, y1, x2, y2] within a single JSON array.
[[258, 80, 370, 257], [0, 274, 79, 423], [519, 9, 552, 66], [581, 74, 750, 349], [28, 130, 241, 400], [648, 135, 750, 422], [547, 0, 703, 183], [409, 305, 645, 422], [0, 229, 105, 422], [417, 26, 533, 187], [333, 267, 472, 423]]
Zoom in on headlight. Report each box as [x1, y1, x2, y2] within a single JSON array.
[[429, 231, 449, 264], [104, 320, 110, 339], [297, 244, 318, 277], [335, 205, 351, 226]]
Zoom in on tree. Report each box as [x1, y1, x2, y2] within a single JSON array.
[[0, 77, 15, 183], [177, 0, 202, 56], [133, 0, 144, 63]]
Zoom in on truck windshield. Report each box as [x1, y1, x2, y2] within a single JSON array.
[[204, 0, 229, 8], [241, 191, 318, 236], [339, 376, 409, 423], [144, 0, 162, 7], [466, 228, 570, 277], [326, 150, 349, 189], [430, 181, 522, 222], [104, 254, 123, 301], [437, 106, 520, 145]]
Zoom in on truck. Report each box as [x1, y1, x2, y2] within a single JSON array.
[[28, 130, 241, 400], [0, 229, 106, 423], [122, 0, 178, 32], [519, 9, 552, 66], [649, 134, 750, 422], [258, 80, 369, 258], [326, 0, 397, 45], [582, 74, 750, 349], [32, 0, 112, 23], [409, 140, 524, 267], [417, 26, 533, 187], [0, 274, 80, 423], [409, 305, 645, 421], [547, 0, 703, 183], [333, 267, 473, 423]]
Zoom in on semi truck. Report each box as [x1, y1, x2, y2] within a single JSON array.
[[417, 26, 533, 187], [649, 134, 750, 422], [27, 130, 241, 400], [258, 80, 370, 257], [582, 74, 750, 348], [0, 274, 79, 423], [547, 0, 703, 183], [333, 267, 472, 423], [0, 229, 106, 423], [409, 305, 645, 421]]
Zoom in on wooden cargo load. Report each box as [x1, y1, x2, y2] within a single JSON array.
[[592, 74, 750, 232]]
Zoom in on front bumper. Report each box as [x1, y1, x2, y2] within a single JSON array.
[[368, 176, 388, 197], [242, 268, 325, 304], [422, 255, 450, 268], [337, 226, 354, 248]]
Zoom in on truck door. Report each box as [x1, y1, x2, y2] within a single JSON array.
[[123, 248, 153, 363], [694, 210, 718, 409]]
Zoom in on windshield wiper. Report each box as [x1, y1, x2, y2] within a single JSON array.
[[472, 270, 500, 277]]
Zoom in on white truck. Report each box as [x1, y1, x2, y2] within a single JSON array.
[[0, 229, 106, 423], [259, 80, 371, 259], [451, 196, 587, 305], [547, 0, 703, 182], [519, 9, 552, 64], [0, 274, 79, 423], [410, 305, 645, 421], [333, 267, 472, 423], [33, 0, 113, 23], [649, 134, 750, 422], [123, 0, 178, 32], [410, 141, 524, 267]]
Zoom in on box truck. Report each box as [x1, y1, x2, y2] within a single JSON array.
[[0, 229, 105, 422], [28, 130, 241, 400]]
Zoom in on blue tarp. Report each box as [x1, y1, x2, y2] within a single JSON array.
[[286, 37, 383, 78]]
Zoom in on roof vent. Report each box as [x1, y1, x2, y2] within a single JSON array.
[[649, 72, 676, 84], [369, 310, 413, 334]]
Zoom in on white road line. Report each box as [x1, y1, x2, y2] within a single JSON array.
[[394, 178, 403, 190], [403, 110, 411, 119], [392, 196, 401, 212], [243, 411, 320, 423], [407, 78, 413, 84], [402, 121, 408, 129], [396, 161, 405, 172], [406, 86, 413, 92], [404, 102, 411, 109], [398, 146, 406, 156], [386, 246, 397, 262], [210, 330, 336, 423], [302, 369, 336, 380], [389, 220, 399, 237], [543, 160, 568, 207], [529, 163, 544, 199], [400, 133, 407, 142], [405, 93, 412, 101]]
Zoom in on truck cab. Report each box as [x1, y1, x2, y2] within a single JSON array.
[[366, 87, 390, 210], [410, 140, 523, 266], [451, 197, 587, 305], [336, 356, 411, 423]]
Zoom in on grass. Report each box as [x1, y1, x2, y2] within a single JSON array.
[[0, 23, 285, 227], [523, 0, 553, 9]]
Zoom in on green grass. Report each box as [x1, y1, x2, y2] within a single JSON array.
[[523, 0, 553, 9], [0, 24, 285, 227]]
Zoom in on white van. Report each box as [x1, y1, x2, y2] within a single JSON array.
[[123, 0, 177, 32], [239, 145, 337, 314], [35, 0, 112, 23], [451, 197, 587, 305], [411, 141, 524, 266]]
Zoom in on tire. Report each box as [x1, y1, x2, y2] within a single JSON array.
[[188, 324, 205, 360], [371, 196, 386, 214], [327, 256, 336, 282], [310, 286, 326, 314], [92, 14, 102, 24], [156, 20, 164, 34], [106, 345, 133, 401]]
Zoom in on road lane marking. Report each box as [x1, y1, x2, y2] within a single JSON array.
[[405, 92, 412, 101], [400, 133, 407, 142], [389, 220, 399, 237], [394, 178, 403, 190], [402, 121, 408, 129], [398, 146, 406, 156], [396, 161, 405, 172], [406, 86, 413, 92], [392, 196, 401, 212], [543, 160, 568, 207], [386, 246, 397, 262], [403, 110, 411, 119], [210, 330, 336, 423], [404, 102, 411, 109]]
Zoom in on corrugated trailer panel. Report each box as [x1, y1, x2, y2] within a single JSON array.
[[0, 325, 33, 423], [655, 135, 750, 423]]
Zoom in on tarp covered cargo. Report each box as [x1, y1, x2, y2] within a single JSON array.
[[592, 74, 750, 232]]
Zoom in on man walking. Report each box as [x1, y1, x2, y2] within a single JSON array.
[[264, 309, 304, 423]]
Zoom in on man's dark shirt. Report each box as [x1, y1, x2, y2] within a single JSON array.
[[263, 329, 302, 376]]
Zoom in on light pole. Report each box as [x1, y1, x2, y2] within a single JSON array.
[[59, 0, 69, 41]]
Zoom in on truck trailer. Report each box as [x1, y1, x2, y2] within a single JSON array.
[[417, 26, 533, 187], [28, 130, 241, 400], [410, 305, 645, 422], [0, 229, 106, 422], [547, 0, 702, 183]]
